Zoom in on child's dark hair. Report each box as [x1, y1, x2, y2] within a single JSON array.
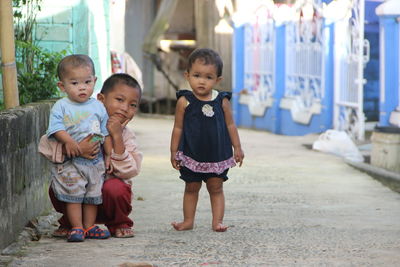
[[187, 48, 223, 77], [57, 54, 95, 80], [101, 73, 142, 98]]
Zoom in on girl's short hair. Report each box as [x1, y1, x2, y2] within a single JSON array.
[[187, 48, 223, 77]]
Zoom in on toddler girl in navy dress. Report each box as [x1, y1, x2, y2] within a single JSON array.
[[170, 48, 244, 232]]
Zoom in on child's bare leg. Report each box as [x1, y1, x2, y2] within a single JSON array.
[[172, 181, 201, 231], [206, 178, 228, 232], [66, 203, 83, 228], [82, 204, 97, 229]]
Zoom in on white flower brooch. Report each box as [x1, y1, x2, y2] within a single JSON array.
[[202, 104, 214, 117]]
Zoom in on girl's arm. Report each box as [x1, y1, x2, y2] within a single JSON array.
[[170, 96, 186, 170], [222, 97, 244, 166]]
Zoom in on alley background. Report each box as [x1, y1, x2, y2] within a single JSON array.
[[7, 115, 400, 266]]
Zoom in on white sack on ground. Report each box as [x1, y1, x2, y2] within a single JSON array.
[[312, 130, 364, 162]]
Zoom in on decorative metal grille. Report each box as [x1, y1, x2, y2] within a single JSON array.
[[334, 0, 367, 140], [241, 5, 275, 116], [281, 0, 325, 125]]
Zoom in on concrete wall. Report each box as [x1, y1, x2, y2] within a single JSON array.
[[0, 101, 53, 250]]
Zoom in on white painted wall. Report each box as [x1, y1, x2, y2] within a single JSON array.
[[110, 0, 126, 54]]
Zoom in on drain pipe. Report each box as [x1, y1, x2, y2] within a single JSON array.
[[0, 0, 19, 108]]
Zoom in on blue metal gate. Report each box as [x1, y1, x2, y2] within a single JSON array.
[[232, 0, 367, 137]]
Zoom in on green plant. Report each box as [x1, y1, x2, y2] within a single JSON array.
[[13, 0, 41, 44], [12, 0, 66, 105], [16, 41, 65, 104]]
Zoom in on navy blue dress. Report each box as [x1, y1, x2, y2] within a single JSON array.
[[175, 90, 236, 175]]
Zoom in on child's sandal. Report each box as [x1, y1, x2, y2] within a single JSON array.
[[85, 225, 110, 239], [67, 227, 85, 242]]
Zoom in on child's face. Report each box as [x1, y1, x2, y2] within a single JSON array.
[[184, 59, 222, 101], [57, 65, 96, 103], [98, 83, 140, 124]]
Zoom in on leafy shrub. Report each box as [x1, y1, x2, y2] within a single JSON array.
[[16, 40, 66, 104]]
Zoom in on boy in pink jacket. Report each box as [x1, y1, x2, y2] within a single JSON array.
[[39, 73, 142, 238]]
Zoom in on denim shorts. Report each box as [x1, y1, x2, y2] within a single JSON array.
[[51, 158, 105, 204], [179, 166, 229, 183]]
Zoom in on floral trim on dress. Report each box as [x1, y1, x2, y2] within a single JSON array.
[[175, 151, 236, 174]]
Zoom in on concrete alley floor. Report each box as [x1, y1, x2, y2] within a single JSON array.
[[7, 115, 400, 266]]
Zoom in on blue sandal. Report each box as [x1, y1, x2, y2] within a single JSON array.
[[85, 225, 110, 239], [67, 227, 85, 242]]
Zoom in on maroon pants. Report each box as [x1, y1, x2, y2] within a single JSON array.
[[49, 177, 133, 234]]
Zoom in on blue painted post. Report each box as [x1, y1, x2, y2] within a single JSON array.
[[274, 22, 286, 134], [376, 0, 400, 126], [322, 20, 335, 130], [364, 0, 382, 122], [232, 24, 245, 125]]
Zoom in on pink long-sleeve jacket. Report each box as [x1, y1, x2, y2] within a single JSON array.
[[38, 127, 143, 180]]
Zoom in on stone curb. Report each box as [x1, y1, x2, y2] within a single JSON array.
[[345, 159, 400, 193]]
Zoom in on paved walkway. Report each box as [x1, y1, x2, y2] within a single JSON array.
[[8, 115, 400, 266]]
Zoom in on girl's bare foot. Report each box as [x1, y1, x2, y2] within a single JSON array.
[[213, 223, 228, 232], [171, 221, 193, 231]]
